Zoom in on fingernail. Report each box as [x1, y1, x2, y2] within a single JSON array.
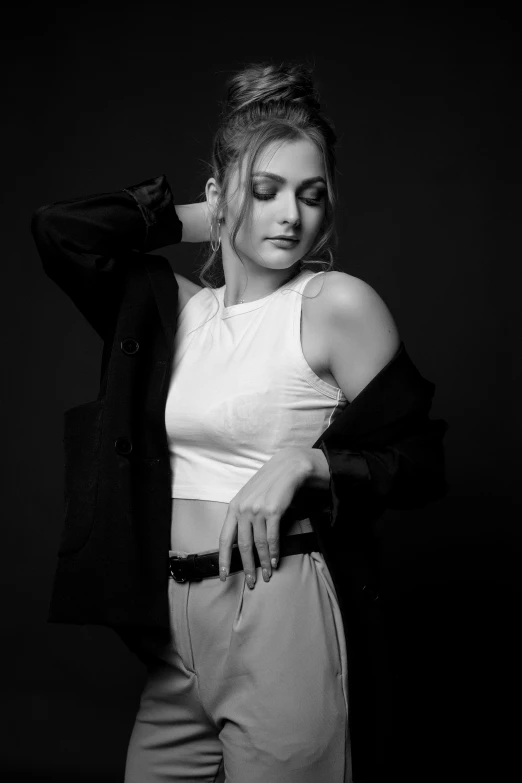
[[262, 568, 271, 582], [246, 573, 255, 589], [271, 558, 278, 569], [220, 567, 228, 582]]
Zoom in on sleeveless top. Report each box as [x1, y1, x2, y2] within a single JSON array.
[[165, 269, 349, 502]]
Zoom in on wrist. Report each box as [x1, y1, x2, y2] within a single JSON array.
[[302, 447, 330, 491], [175, 202, 211, 243], [123, 174, 183, 250], [284, 447, 330, 491]]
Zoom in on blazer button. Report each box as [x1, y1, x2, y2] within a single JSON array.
[[115, 436, 133, 455], [121, 337, 140, 355], [361, 584, 380, 602]]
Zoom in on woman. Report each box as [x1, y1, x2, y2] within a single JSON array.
[[133, 62, 362, 782], [31, 61, 447, 783]]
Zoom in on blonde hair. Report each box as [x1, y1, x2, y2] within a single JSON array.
[[189, 61, 340, 333]]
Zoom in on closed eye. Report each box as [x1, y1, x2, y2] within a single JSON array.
[[253, 191, 324, 207]]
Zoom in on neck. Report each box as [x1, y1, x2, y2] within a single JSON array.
[[220, 231, 301, 307]]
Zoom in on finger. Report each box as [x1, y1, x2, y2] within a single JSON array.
[[237, 517, 256, 589], [218, 506, 238, 582], [252, 516, 272, 582], [265, 511, 281, 571]]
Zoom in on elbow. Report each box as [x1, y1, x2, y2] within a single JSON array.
[[385, 451, 449, 509], [31, 203, 54, 235], [30, 204, 54, 250], [387, 418, 450, 509], [30, 204, 62, 277]]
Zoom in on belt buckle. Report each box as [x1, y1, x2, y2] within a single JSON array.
[[169, 553, 197, 583]]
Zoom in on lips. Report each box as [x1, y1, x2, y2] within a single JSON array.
[[268, 237, 300, 249]]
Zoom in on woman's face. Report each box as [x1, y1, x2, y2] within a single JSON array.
[[212, 137, 327, 271]]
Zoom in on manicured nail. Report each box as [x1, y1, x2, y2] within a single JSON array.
[[246, 573, 255, 589], [262, 568, 270, 582], [271, 558, 278, 569], [220, 567, 228, 582]]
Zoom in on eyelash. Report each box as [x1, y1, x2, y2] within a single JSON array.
[[253, 191, 324, 207]]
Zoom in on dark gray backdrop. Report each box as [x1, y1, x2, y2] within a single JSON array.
[[1, 3, 518, 781]]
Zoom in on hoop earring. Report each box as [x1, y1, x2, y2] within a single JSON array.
[[210, 219, 222, 253]]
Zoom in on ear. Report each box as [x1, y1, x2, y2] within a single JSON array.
[[205, 178, 223, 220]]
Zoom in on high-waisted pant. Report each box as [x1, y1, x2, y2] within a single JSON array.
[[124, 545, 352, 783]]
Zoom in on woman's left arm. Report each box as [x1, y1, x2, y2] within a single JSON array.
[[301, 272, 448, 511]]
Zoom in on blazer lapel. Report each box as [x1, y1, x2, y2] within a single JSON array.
[[143, 255, 180, 358]]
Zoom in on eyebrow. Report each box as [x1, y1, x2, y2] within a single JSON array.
[[252, 171, 327, 187]]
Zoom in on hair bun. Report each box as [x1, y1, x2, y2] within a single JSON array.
[[224, 61, 321, 117]]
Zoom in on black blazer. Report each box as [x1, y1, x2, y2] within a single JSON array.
[[31, 174, 448, 782]]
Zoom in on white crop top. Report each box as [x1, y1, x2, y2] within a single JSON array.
[[165, 269, 348, 502]]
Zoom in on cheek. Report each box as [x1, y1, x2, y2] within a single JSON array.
[[305, 209, 325, 239], [238, 206, 268, 245], [234, 216, 257, 247]]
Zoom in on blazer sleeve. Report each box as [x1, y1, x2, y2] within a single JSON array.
[[30, 174, 183, 340], [316, 415, 449, 522]]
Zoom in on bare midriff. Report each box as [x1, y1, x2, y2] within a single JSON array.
[[170, 497, 314, 555]]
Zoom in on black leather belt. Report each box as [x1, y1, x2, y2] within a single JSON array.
[[168, 531, 320, 583]]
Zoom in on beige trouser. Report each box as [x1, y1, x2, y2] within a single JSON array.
[[124, 544, 352, 783]]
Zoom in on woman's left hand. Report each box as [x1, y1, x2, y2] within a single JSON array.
[[218, 447, 313, 588]]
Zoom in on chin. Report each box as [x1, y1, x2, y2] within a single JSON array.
[[258, 258, 300, 271], [258, 247, 303, 264]]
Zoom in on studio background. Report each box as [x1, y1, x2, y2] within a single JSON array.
[[1, 3, 518, 781]]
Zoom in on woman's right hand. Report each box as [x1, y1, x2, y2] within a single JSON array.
[[175, 201, 212, 243]]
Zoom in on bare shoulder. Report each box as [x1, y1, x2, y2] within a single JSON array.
[[302, 270, 400, 400], [174, 272, 203, 312], [304, 269, 398, 330], [304, 269, 383, 308]]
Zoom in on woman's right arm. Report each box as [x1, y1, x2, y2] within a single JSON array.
[[30, 173, 193, 340]]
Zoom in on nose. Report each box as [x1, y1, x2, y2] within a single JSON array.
[[278, 192, 301, 227]]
